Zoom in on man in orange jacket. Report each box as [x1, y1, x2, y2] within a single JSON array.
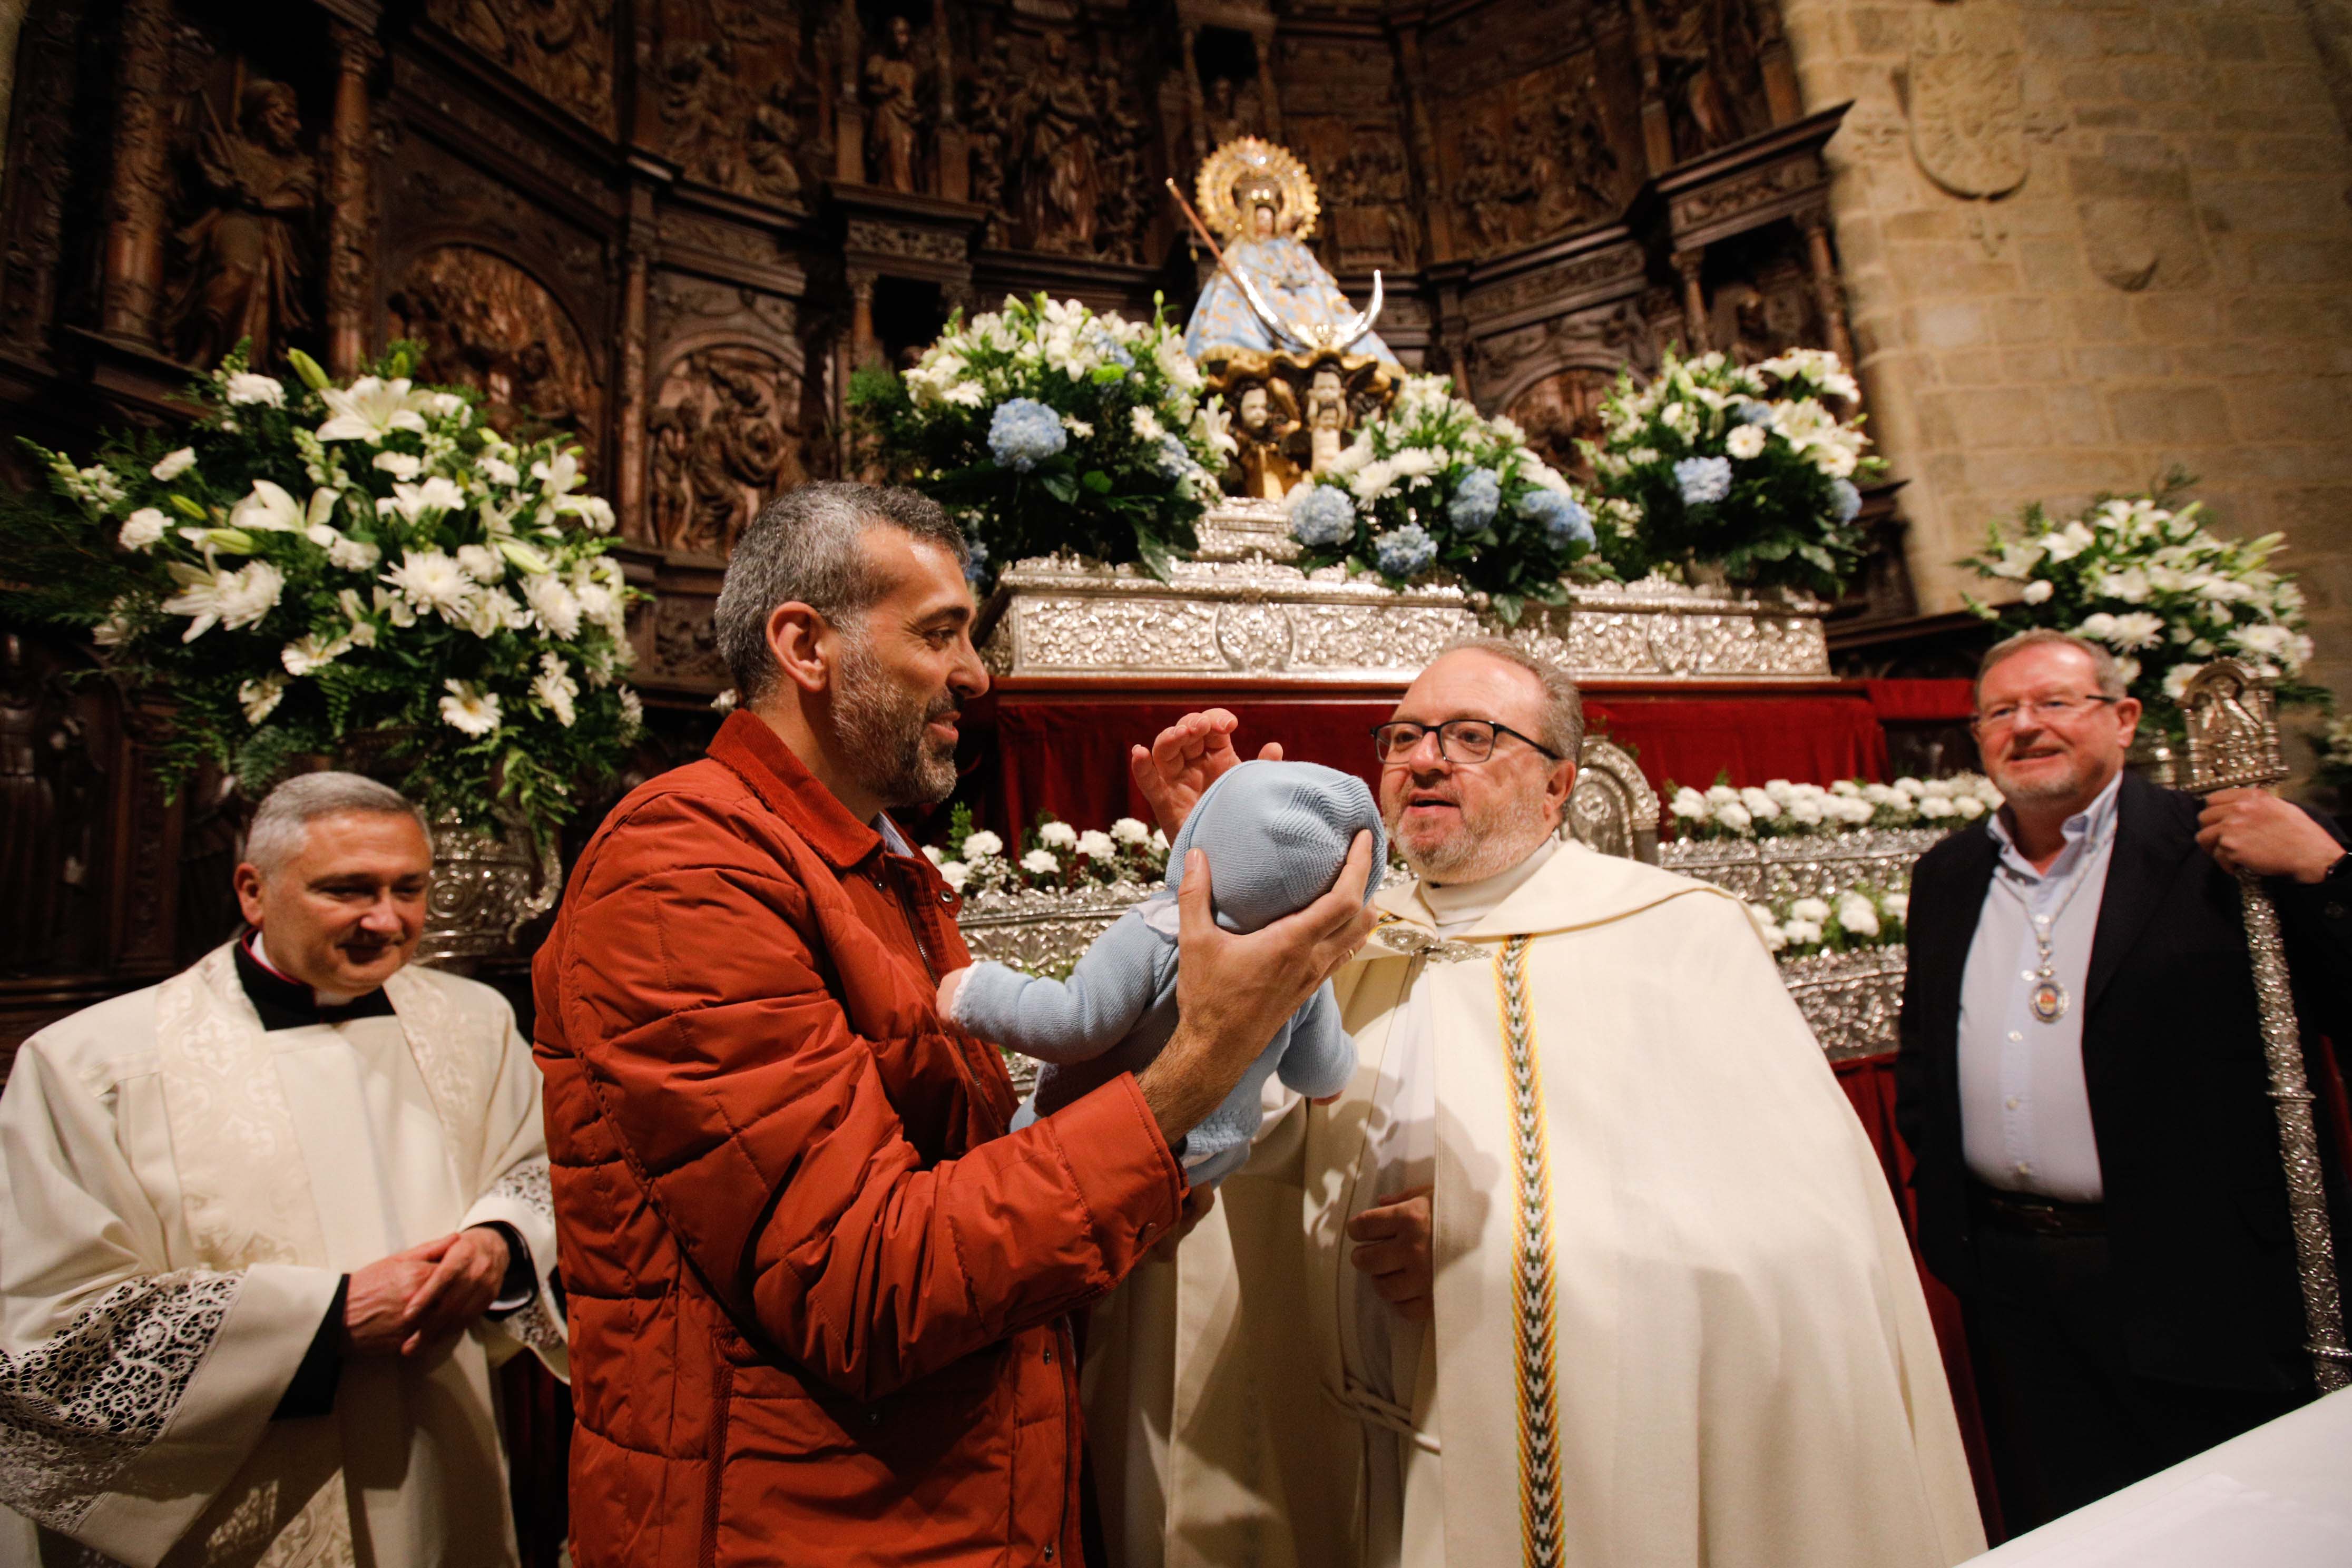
[[533, 481, 1373, 1566]]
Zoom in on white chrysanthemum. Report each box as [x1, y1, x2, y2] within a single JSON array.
[[1739, 787, 1781, 819], [962, 830, 1004, 861], [1790, 897, 1831, 922], [317, 376, 430, 443], [2103, 611, 2165, 651], [439, 680, 502, 736], [1075, 829, 1116, 860], [1837, 893, 1880, 938], [1714, 801, 1753, 833], [522, 573, 583, 639], [455, 544, 505, 583], [150, 447, 196, 482], [326, 534, 380, 572], [383, 549, 474, 619], [1781, 919, 1823, 946], [1037, 821, 1079, 849], [1954, 795, 1987, 820], [572, 580, 625, 634], [239, 675, 286, 723], [938, 860, 971, 893], [533, 652, 579, 728], [1350, 460, 1398, 503], [1111, 817, 1150, 844], [118, 508, 169, 551], [1020, 848, 1060, 876], [617, 685, 643, 737], [1918, 796, 1958, 819], [225, 372, 286, 407], [1670, 787, 1710, 819], [374, 450, 424, 481]]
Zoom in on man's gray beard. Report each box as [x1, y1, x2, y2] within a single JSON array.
[[832, 633, 959, 811], [1391, 786, 1558, 885], [1987, 754, 2095, 806]]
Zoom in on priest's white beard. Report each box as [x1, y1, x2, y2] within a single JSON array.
[[1389, 783, 1557, 885], [833, 632, 960, 810]]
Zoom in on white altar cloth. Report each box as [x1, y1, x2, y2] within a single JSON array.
[[1964, 1387, 2352, 1567]]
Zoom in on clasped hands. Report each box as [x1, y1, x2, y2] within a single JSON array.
[[2196, 787, 2346, 883], [342, 1226, 512, 1358]]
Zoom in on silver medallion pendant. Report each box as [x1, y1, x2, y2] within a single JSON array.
[[2030, 978, 2069, 1024]]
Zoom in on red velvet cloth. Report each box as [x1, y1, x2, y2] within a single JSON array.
[[1834, 1054, 2006, 1539], [967, 688, 1892, 843], [1863, 679, 1979, 723]]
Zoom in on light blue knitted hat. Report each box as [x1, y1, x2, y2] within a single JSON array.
[[1164, 760, 1387, 934]]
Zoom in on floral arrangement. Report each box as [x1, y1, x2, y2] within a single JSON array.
[[1584, 347, 1881, 596], [934, 805, 1171, 896], [850, 293, 1234, 585], [1746, 885, 1909, 957], [1961, 485, 2319, 727], [1665, 773, 2002, 841], [1283, 373, 1610, 624], [0, 346, 641, 839]]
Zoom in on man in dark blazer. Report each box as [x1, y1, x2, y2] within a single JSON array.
[[1897, 629, 2352, 1536]]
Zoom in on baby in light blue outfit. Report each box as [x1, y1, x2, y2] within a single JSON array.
[[948, 761, 1384, 1185]]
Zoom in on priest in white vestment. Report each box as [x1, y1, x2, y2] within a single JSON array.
[[0, 773, 564, 1568], [1095, 642, 1986, 1568]]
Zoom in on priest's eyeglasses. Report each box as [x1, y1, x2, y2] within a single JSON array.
[[1972, 694, 2119, 733], [1370, 719, 1563, 765]]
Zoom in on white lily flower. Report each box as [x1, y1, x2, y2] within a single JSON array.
[[239, 675, 286, 723], [229, 479, 307, 533], [316, 377, 432, 443]]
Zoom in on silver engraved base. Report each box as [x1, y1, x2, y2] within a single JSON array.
[[415, 812, 563, 969], [1657, 828, 1945, 905], [981, 499, 1831, 684]]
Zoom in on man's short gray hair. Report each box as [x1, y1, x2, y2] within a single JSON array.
[[246, 772, 431, 877], [1436, 636, 1586, 762], [712, 482, 969, 705], [1976, 628, 2131, 703]]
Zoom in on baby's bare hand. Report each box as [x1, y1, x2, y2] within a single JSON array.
[[936, 967, 969, 1019]]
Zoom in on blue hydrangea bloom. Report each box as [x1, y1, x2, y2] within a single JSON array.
[[1673, 455, 1734, 506], [1446, 468, 1502, 532], [988, 397, 1067, 472], [1289, 485, 1356, 547], [1829, 477, 1863, 523], [1085, 326, 1136, 370], [1734, 399, 1773, 426], [1152, 433, 1194, 479], [1519, 488, 1595, 547], [1375, 523, 1437, 577], [963, 535, 990, 583]]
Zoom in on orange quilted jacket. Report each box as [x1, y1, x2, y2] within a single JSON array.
[[533, 712, 1187, 1566]]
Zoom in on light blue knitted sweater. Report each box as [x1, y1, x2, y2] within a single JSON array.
[[952, 761, 1385, 1184]]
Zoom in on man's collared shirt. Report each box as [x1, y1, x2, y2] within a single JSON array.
[[1957, 770, 2124, 1201]]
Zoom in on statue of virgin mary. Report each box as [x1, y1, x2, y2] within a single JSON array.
[[1182, 138, 1400, 368]]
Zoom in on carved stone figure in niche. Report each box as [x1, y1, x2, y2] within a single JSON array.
[[1456, 125, 1527, 254], [434, 0, 616, 134], [864, 14, 924, 192], [1222, 379, 1302, 499], [1638, 0, 1754, 162], [387, 245, 602, 465], [165, 79, 319, 370], [1013, 33, 1101, 254], [1326, 138, 1418, 266], [1505, 367, 1621, 484], [660, 32, 807, 206], [1533, 90, 1622, 232], [1092, 60, 1149, 262], [964, 38, 1014, 243], [652, 346, 806, 557], [1201, 75, 1265, 150]]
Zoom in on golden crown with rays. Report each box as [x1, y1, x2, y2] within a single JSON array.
[[1196, 136, 1320, 244]]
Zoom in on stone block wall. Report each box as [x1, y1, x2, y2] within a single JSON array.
[[1779, 0, 2352, 698]]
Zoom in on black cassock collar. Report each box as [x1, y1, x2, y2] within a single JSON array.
[[233, 932, 397, 1032]]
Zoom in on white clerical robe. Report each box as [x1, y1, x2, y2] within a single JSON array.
[[0, 943, 565, 1568], [1096, 840, 1985, 1568]]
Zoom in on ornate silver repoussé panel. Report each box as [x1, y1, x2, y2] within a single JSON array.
[[1658, 828, 1944, 906], [982, 500, 1831, 684]]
